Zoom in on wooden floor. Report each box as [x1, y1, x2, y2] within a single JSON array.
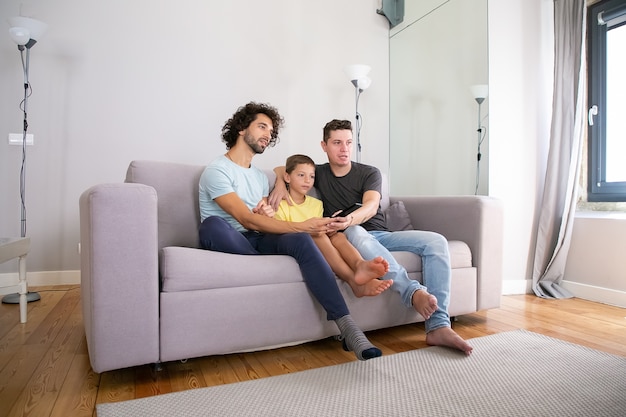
[[1, 285, 625, 417]]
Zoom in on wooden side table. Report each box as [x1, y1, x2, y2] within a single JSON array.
[[0, 237, 32, 323]]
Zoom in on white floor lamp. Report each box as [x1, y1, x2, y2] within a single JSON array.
[[470, 84, 488, 195], [2, 16, 48, 305]]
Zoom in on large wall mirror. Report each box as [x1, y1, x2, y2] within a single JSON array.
[[389, 0, 489, 196]]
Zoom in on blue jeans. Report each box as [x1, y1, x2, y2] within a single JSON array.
[[199, 216, 350, 321], [344, 226, 451, 332]]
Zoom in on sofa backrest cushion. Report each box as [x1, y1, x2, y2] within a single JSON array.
[[125, 160, 389, 251], [126, 160, 204, 250]]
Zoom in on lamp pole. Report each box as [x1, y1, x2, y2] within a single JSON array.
[[20, 47, 30, 239], [470, 84, 488, 195], [475, 97, 484, 195], [352, 80, 363, 163]]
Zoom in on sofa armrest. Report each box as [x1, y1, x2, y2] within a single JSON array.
[[79, 183, 160, 372], [390, 195, 503, 310]]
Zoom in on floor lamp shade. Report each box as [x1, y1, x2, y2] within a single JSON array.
[[8, 16, 48, 47], [471, 84, 489, 102], [344, 64, 371, 81]]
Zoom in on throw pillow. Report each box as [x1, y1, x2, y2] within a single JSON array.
[[384, 200, 414, 231]]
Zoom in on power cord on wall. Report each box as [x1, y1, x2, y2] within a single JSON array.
[[19, 71, 32, 238], [355, 88, 364, 162]]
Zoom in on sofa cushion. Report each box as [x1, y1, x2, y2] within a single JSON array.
[[126, 160, 204, 250], [160, 241, 472, 293], [160, 246, 304, 292], [448, 241, 473, 269], [384, 200, 414, 231]]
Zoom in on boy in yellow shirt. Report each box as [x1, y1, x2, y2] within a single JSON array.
[[275, 154, 392, 297]]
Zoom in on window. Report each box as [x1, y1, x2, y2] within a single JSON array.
[[587, 0, 626, 202]]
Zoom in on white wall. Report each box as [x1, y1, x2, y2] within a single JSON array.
[[488, 0, 555, 293], [0, 0, 390, 278], [564, 213, 626, 307]]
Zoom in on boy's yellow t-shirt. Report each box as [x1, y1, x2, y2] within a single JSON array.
[[274, 195, 323, 222]]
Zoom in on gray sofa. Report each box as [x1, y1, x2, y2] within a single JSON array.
[[79, 160, 503, 373]]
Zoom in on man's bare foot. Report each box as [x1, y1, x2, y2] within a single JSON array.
[[349, 278, 393, 297], [426, 326, 473, 355], [354, 256, 389, 285], [412, 289, 438, 320]]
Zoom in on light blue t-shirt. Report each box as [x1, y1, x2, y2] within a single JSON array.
[[199, 155, 269, 232]]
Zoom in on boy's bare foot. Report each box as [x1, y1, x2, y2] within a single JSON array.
[[354, 256, 389, 285], [349, 278, 393, 298], [346, 256, 392, 297], [426, 326, 473, 355], [411, 289, 438, 320]]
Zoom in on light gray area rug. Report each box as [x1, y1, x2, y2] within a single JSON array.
[[97, 330, 626, 417]]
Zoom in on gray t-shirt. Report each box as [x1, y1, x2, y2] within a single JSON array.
[[314, 162, 388, 231]]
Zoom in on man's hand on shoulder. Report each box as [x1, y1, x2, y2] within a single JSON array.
[[268, 183, 289, 211], [269, 166, 290, 210]]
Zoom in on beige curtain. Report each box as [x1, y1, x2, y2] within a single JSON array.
[[532, 0, 587, 298]]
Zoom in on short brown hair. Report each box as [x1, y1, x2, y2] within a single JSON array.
[[285, 154, 315, 174], [322, 119, 352, 143]]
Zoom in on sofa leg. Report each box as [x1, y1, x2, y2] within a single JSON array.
[[151, 362, 163, 372], [451, 316, 458, 322]]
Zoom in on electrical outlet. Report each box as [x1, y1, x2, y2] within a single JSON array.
[[8, 133, 34, 146]]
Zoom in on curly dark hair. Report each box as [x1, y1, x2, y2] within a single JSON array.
[[221, 102, 284, 150], [322, 119, 352, 143]]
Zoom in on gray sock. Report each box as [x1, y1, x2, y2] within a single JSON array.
[[335, 315, 382, 361]]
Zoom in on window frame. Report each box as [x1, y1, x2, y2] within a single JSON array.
[[587, 0, 626, 202]]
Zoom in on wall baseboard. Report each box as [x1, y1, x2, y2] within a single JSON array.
[[0, 270, 80, 295], [500, 278, 626, 308], [561, 280, 626, 308]]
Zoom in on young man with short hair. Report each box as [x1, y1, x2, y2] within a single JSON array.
[[270, 119, 473, 355]]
